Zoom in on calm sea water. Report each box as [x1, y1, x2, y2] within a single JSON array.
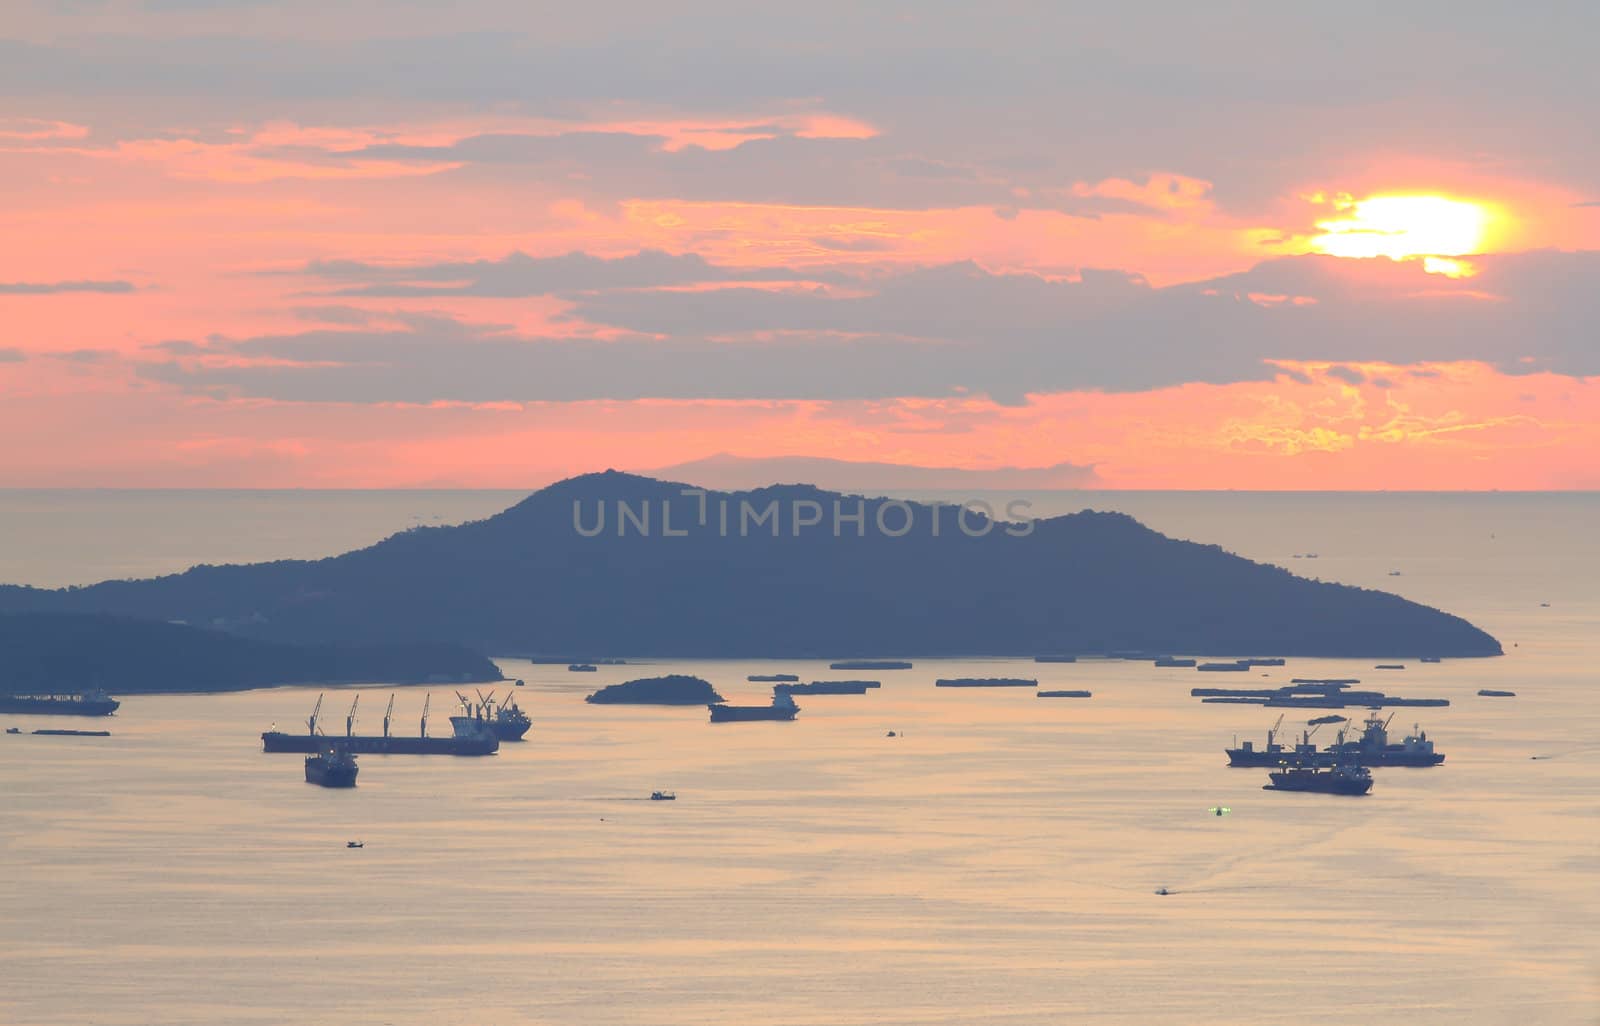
[[0, 490, 1596, 1025]]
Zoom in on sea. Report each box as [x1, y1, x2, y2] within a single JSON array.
[[0, 490, 1596, 1026]]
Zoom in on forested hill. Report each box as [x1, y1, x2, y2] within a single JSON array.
[[0, 472, 1502, 659], [0, 613, 499, 694]]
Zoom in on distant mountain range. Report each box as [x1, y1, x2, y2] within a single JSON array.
[[646, 454, 1100, 491], [0, 472, 1502, 659], [0, 612, 498, 695]]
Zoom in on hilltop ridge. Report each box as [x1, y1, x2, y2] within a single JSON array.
[[0, 472, 1502, 658]]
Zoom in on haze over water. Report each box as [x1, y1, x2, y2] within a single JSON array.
[[1, 490, 1596, 1025]]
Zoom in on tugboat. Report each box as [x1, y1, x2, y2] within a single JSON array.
[[1263, 761, 1372, 796], [650, 790, 676, 801], [305, 744, 359, 788]]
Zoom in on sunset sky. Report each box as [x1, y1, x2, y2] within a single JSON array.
[[3, 2, 1598, 489]]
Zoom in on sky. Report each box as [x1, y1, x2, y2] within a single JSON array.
[[3, 1, 1599, 489]]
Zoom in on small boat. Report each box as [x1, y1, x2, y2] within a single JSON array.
[[32, 729, 111, 737], [347, 841, 364, 848], [4, 727, 18, 734], [305, 745, 359, 788], [1388, 570, 1402, 576], [568, 664, 597, 672], [1477, 689, 1516, 698], [1374, 664, 1406, 670], [1036, 689, 1092, 698], [514, 678, 525, 686], [1419, 656, 1441, 663], [650, 791, 676, 801], [1154, 887, 1170, 896]]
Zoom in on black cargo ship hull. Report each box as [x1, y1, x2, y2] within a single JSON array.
[[263, 731, 497, 756], [0, 695, 120, 716], [708, 706, 798, 722], [1264, 770, 1372, 795], [495, 721, 531, 741], [305, 759, 358, 787]]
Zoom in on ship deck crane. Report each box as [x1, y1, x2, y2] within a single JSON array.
[[420, 693, 431, 738], [383, 694, 395, 738], [307, 693, 324, 735], [345, 693, 360, 737]]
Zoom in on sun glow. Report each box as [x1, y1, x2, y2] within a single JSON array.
[[1310, 195, 1494, 274]]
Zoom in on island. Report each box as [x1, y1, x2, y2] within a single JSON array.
[[0, 471, 1504, 659], [585, 675, 726, 706], [0, 612, 498, 695]]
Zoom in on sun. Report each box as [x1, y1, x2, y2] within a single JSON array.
[[1309, 194, 1494, 276]]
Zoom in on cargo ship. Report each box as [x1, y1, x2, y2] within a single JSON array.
[[0, 689, 120, 716], [305, 744, 359, 787], [262, 693, 499, 756], [1229, 713, 1443, 768], [1263, 762, 1372, 796], [829, 660, 912, 671], [460, 688, 531, 741], [934, 677, 1037, 688], [1196, 678, 1449, 709], [1325, 713, 1443, 766], [777, 680, 879, 694], [709, 690, 799, 722]]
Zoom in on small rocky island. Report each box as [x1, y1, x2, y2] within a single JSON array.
[[586, 675, 726, 705]]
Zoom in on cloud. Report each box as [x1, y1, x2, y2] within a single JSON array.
[[296, 249, 835, 297], [341, 130, 1206, 217], [138, 250, 1600, 405], [48, 348, 116, 363], [646, 453, 1100, 492], [1324, 366, 1367, 385], [4, 9, 1599, 213], [0, 280, 136, 294]]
